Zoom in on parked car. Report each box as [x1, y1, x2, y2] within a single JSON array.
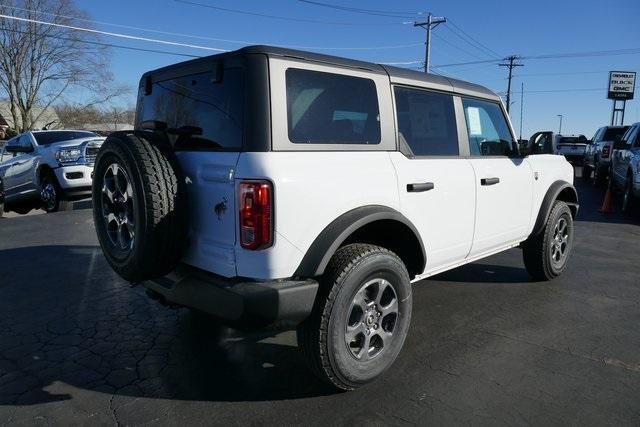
[[554, 134, 588, 165], [0, 130, 104, 214], [583, 125, 629, 184], [611, 123, 640, 214], [91, 46, 578, 390]]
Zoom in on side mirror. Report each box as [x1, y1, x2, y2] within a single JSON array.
[[5, 144, 33, 154]]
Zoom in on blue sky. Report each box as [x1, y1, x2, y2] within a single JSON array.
[[79, 0, 640, 139]]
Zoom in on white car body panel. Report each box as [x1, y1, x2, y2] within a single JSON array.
[[389, 153, 476, 271], [234, 152, 400, 279], [467, 158, 533, 257]]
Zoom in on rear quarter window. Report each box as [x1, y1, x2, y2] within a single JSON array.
[[286, 68, 381, 145]]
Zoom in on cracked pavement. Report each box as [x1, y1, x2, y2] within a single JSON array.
[[0, 173, 639, 425]]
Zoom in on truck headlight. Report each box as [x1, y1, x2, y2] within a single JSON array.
[[55, 147, 82, 163]]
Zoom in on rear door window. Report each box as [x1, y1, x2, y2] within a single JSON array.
[[286, 68, 380, 144], [140, 68, 244, 151], [393, 86, 458, 156]]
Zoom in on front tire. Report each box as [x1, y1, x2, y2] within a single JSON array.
[[522, 201, 574, 281], [298, 244, 412, 390], [40, 174, 71, 213]]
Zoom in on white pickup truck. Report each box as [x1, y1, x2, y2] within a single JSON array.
[[0, 130, 104, 215], [91, 46, 578, 390]]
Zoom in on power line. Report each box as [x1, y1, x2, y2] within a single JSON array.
[[0, 3, 421, 51], [1, 26, 202, 58], [0, 13, 227, 52], [435, 47, 640, 68], [173, 0, 405, 26], [432, 32, 490, 61], [446, 18, 502, 58], [296, 0, 418, 18]]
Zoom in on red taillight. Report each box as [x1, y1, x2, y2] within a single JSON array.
[[602, 146, 611, 158], [239, 181, 273, 250]]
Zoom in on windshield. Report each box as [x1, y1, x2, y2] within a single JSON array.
[[602, 127, 628, 141], [33, 131, 97, 145]]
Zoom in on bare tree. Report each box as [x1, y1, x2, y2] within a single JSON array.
[[0, 0, 127, 131], [54, 103, 135, 129]]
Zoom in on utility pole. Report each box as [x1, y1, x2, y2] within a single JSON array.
[[499, 55, 523, 114], [557, 114, 563, 134], [414, 13, 446, 73], [519, 82, 524, 141]]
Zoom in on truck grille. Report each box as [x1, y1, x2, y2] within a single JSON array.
[[84, 141, 102, 164]]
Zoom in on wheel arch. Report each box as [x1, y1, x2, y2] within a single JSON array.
[[530, 180, 579, 237], [293, 205, 426, 280], [36, 163, 56, 184]]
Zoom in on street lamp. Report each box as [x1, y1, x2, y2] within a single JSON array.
[[557, 114, 563, 134]]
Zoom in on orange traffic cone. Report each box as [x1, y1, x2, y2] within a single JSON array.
[[598, 184, 614, 213]]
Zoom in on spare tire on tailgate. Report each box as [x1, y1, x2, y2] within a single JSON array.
[[92, 132, 187, 282]]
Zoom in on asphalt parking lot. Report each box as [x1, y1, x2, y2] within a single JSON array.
[[0, 170, 639, 426]]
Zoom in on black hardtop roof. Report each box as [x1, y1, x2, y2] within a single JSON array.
[[142, 45, 498, 100]]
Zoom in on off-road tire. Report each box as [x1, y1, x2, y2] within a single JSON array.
[[298, 244, 412, 390], [522, 201, 574, 281], [92, 132, 187, 282], [40, 174, 71, 213]]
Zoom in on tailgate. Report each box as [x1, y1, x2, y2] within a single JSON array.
[[175, 151, 240, 277], [557, 144, 586, 155]]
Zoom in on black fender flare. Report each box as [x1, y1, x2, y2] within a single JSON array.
[[530, 180, 579, 237], [293, 205, 426, 278]]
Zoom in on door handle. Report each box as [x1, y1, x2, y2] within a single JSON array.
[[481, 177, 500, 186], [406, 182, 434, 192]]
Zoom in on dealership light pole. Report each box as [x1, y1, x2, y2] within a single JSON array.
[[557, 114, 563, 134], [414, 13, 446, 73]]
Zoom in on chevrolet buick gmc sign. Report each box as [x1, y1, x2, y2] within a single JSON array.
[[608, 71, 636, 100]]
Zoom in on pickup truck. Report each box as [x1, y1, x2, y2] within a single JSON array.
[[555, 134, 588, 165], [0, 130, 104, 214], [611, 123, 640, 214], [583, 125, 629, 184]]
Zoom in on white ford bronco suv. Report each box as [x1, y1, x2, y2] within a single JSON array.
[[92, 46, 578, 390]]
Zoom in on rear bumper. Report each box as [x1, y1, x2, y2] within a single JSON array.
[[145, 265, 319, 329]]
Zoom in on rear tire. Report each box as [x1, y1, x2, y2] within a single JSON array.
[[92, 132, 187, 282], [298, 244, 412, 390], [522, 201, 574, 281]]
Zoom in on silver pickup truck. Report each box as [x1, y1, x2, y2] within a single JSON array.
[[0, 130, 104, 215]]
